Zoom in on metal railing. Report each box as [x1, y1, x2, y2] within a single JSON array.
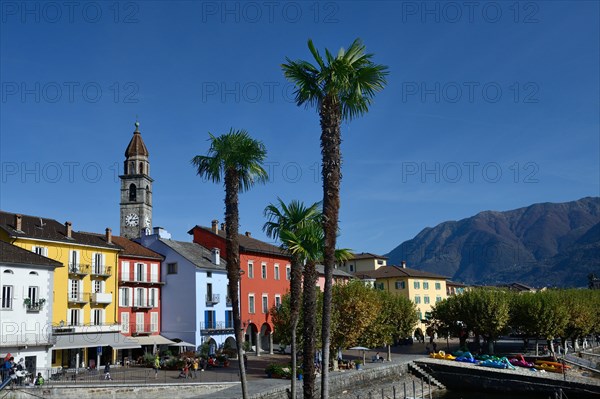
[[67, 291, 88, 303], [25, 300, 46, 312], [120, 274, 162, 284], [91, 266, 112, 277], [206, 294, 220, 304], [69, 264, 90, 276]]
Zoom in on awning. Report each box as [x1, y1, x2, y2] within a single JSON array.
[[131, 335, 175, 346], [169, 340, 195, 348], [53, 333, 141, 350]]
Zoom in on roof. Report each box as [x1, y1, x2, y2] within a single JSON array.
[[349, 252, 388, 260], [157, 239, 226, 271], [0, 241, 62, 268], [356, 265, 448, 280], [188, 226, 289, 258], [446, 281, 469, 287], [0, 211, 121, 251], [318, 265, 353, 278], [100, 234, 163, 260], [125, 123, 149, 157]]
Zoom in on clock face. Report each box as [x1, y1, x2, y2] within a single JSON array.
[[125, 213, 139, 227], [144, 216, 151, 228]]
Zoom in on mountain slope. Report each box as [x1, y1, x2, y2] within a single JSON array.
[[385, 197, 600, 287]]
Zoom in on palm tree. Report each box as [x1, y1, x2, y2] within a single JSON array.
[[282, 38, 388, 398], [263, 199, 320, 399], [191, 129, 268, 399]]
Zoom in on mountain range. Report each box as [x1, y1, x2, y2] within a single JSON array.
[[385, 197, 600, 287]]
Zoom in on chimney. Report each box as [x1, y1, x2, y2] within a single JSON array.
[[245, 231, 251, 237], [14, 214, 22, 231], [105, 228, 112, 244], [401, 260, 407, 269], [211, 220, 219, 234], [65, 221, 72, 238], [212, 248, 220, 265]]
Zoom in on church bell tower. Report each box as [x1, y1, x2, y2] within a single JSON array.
[[120, 121, 153, 239]]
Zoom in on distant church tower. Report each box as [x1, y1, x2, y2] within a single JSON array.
[[120, 121, 153, 239]]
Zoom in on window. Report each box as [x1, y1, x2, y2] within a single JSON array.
[[225, 310, 233, 328], [129, 183, 137, 201], [350, 264, 354, 272], [121, 312, 130, 333], [149, 288, 158, 307], [413, 281, 420, 289], [375, 282, 385, 290], [377, 259, 384, 265], [136, 263, 144, 281], [3, 270, 13, 274], [1, 285, 13, 309], [262, 295, 268, 314], [435, 282, 441, 290], [69, 280, 81, 301], [29, 271, 38, 276], [150, 312, 158, 332], [167, 263, 178, 274], [414, 296, 421, 304], [69, 309, 80, 326], [423, 281, 429, 290], [395, 281, 406, 289], [92, 309, 103, 326], [436, 296, 442, 303], [286, 265, 291, 280], [136, 313, 144, 332], [119, 288, 130, 307], [93, 253, 103, 274], [121, 262, 130, 281], [417, 311, 422, 320], [32, 246, 47, 256], [136, 288, 146, 307], [207, 272, 212, 278], [424, 296, 430, 304], [275, 295, 281, 308], [248, 261, 254, 278], [248, 295, 255, 314], [274, 264, 280, 280], [27, 286, 39, 304], [93, 280, 102, 293], [205, 310, 216, 329], [261, 263, 267, 279]]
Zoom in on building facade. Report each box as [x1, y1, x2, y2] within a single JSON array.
[[137, 228, 234, 351], [188, 221, 291, 355], [0, 212, 134, 369], [338, 252, 387, 274], [0, 241, 61, 373]]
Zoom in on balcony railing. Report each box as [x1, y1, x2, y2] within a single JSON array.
[[25, 300, 46, 312], [199, 321, 234, 333], [125, 323, 159, 335], [132, 299, 154, 309], [206, 294, 220, 305], [68, 264, 90, 277], [67, 291, 87, 303], [89, 292, 112, 304], [119, 274, 164, 285], [226, 297, 232, 306], [91, 265, 112, 278], [52, 322, 121, 334]]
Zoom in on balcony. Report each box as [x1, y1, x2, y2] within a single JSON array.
[[132, 299, 153, 310], [67, 292, 87, 304], [119, 274, 164, 285], [68, 264, 90, 277], [226, 296, 232, 307], [91, 265, 112, 278], [24, 298, 47, 312], [199, 321, 234, 335], [128, 323, 159, 336], [206, 294, 220, 305], [52, 322, 121, 335], [90, 292, 112, 304]]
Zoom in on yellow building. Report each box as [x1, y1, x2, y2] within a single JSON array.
[[357, 261, 448, 336], [0, 211, 138, 368], [338, 252, 387, 274]]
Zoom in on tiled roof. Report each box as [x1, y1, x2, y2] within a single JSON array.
[[189, 226, 289, 258], [103, 235, 163, 260], [0, 241, 62, 268], [356, 265, 448, 280], [157, 239, 226, 271], [350, 252, 388, 260], [447, 281, 469, 287], [125, 124, 149, 157], [317, 265, 354, 278], [0, 211, 121, 251]]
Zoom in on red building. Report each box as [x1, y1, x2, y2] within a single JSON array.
[[111, 235, 171, 360], [188, 220, 291, 354]]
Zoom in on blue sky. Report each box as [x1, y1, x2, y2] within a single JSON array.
[[1, 1, 598, 255]]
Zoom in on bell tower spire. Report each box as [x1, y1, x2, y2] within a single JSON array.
[[120, 121, 153, 239]]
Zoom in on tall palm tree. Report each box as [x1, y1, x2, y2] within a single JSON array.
[[263, 199, 320, 399], [282, 38, 388, 398], [191, 129, 268, 399]]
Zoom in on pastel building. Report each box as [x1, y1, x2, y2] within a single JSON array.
[[0, 241, 61, 373], [356, 261, 448, 336], [0, 212, 134, 369], [316, 265, 353, 291], [188, 221, 291, 355], [338, 252, 387, 274], [137, 228, 234, 350]]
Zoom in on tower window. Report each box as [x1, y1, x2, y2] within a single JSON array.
[[139, 162, 144, 174], [129, 183, 137, 201], [130, 162, 134, 175]]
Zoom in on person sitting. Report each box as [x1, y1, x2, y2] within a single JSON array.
[[34, 373, 44, 386]]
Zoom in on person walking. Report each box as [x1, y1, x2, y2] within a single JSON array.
[[153, 355, 160, 379], [104, 362, 112, 380], [192, 358, 199, 378]]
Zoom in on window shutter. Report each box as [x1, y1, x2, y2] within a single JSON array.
[[66, 309, 71, 325], [91, 253, 96, 268], [122, 312, 129, 333], [128, 287, 133, 307], [151, 264, 158, 282], [151, 312, 158, 332], [122, 262, 130, 281]]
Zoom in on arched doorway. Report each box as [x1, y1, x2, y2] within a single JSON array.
[[245, 323, 258, 350], [260, 323, 273, 354]]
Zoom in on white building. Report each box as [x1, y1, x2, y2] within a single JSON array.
[[0, 241, 61, 373]]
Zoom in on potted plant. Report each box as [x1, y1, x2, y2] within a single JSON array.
[[265, 363, 282, 378], [355, 360, 363, 370]]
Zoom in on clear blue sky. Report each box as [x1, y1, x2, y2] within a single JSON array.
[[1, 1, 598, 255]]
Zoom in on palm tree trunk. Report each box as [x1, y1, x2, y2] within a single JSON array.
[[225, 169, 248, 399], [303, 261, 318, 399], [319, 94, 342, 399], [290, 258, 303, 398]]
